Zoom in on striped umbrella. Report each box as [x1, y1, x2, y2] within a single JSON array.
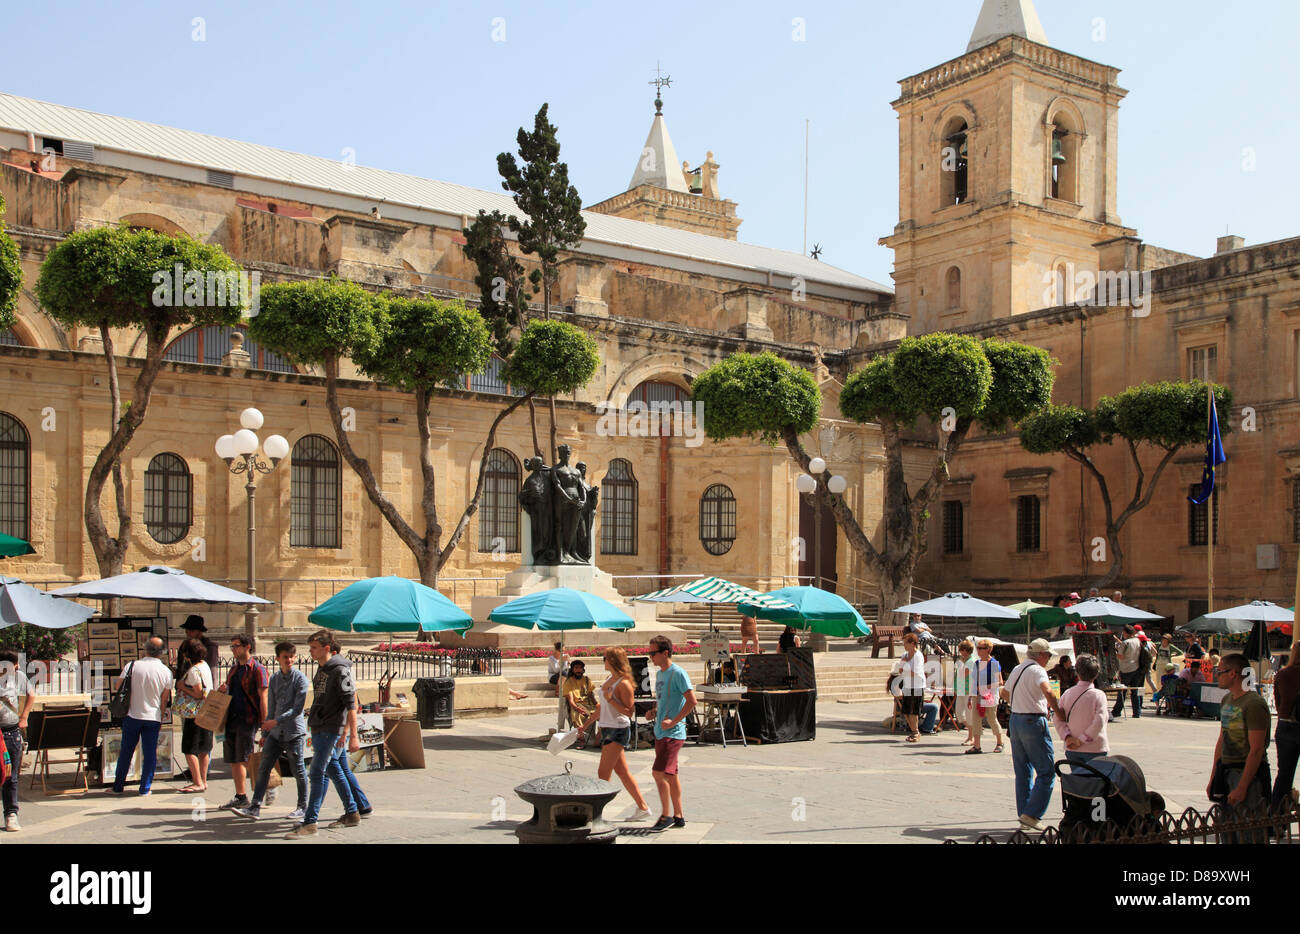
[[631, 576, 795, 632]]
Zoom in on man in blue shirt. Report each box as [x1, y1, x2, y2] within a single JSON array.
[[233, 642, 309, 822], [645, 635, 696, 833]]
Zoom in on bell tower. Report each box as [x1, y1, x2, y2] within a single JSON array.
[[881, 0, 1134, 332]]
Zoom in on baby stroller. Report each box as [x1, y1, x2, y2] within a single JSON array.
[[1054, 755, 1166, 838]]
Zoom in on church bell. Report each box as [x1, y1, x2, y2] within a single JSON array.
[[1051, 134, 1066, 164]]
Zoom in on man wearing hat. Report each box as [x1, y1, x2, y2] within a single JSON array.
[[182, 615, 219, 670], [1000, 638, 1062, 831]]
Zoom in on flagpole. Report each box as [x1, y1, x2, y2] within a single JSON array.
[[1207, 380, 1214, 621]]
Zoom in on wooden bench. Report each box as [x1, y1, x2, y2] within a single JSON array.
[[872, 625, 905, 658]]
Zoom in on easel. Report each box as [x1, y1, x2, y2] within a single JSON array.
[[28, 706, 98, 795]]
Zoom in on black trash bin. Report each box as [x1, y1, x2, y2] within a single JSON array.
[[414, 676, 455, 729]]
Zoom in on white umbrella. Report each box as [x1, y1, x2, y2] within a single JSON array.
[[1204, 600, 1293, 622], [1067, 597, 1161, 621], [50, 566, 272, 605], [895, 592, 1020, 619], [0, 576, 97, 629]]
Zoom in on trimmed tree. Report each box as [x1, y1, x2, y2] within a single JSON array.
[[0, 193, 20, 329], [1019, 381, 1232, 589], [250, 280, 600, 585], [35, 226, 244, 578], [692, 336, 1055, 617], [495, 103, 587, 461]]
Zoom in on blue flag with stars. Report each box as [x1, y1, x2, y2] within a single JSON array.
[[1187, 396, 1225, 506]]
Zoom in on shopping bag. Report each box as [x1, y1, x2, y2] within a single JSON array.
[[194, 690, 231, 732], [248, 750, 282, 789]]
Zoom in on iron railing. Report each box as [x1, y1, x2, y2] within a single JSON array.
[[946, 800, 1299, 845]]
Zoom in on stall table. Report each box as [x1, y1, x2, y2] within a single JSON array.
[[695, 693, 748, 748]]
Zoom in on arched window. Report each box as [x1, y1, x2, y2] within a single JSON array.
[[627, 379, 692, 437], [0, 328, 21, 346], [164, 325, 294, 373], [940, 118, 969, 207], [479, 449, 520, 553], [1054, 264, 1069, 306], [144, 453, 192, 544], [946, 267, 962, 310], [0, 413, 29, 541], [1049, 111, 1079, 202], [464, 356, 523, 396], [600, 459, 637, 556], [291, 435, 340, 548], [699, 483, 736, 556]]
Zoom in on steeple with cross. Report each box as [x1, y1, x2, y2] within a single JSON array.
[[649, 63, 671, 115]]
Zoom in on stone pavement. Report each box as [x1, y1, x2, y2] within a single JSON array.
[[7, 702, 1222, 844]]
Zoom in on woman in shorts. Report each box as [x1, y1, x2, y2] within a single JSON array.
[[577, 647, 651, 822]]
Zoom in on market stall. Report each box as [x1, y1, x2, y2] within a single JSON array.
[[733, 649, 817, 744]]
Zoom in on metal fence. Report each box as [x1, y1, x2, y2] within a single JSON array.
[[946, 801, 1299, 845], [212, 647, 501, 684]]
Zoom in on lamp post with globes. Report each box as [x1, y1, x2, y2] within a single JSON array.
[[215, 408, 289, 641], [796, 457, 847, 591]]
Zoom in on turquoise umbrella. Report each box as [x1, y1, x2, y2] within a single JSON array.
[[308, 576, 472, 633], [488, 588, 633, 632], [737, 585, 870, 638]]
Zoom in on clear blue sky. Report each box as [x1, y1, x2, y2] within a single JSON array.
[[6, 0, 1296, 286]]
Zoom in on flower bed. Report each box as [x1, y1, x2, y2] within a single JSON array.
[[374, 641, 738, 660]]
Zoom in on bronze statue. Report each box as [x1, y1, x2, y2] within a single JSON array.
[[551, 444, 587, 564], [575, 462, 599, 563], [519, 456, 557, 565]]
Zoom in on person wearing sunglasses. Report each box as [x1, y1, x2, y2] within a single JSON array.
[[644, 636, 695, 833]]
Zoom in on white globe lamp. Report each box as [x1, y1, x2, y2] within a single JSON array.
[[233, 429, 259, 455], [264, 434, 290, 462], [239, 407, 264, 430], [827, 475, 848, 495], [214, 434, 237, 460], [795, 474, 817, 495], [808, 457, 827, 475]]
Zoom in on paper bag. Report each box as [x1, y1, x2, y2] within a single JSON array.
[[248, 750, 282, 789], [194, 690, 230, 732]]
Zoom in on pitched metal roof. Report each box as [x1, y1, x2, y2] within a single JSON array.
[[0, 93, 891, 297]]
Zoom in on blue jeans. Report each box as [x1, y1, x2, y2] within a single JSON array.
[[337, 744, 371, 813], [253, 734, 308, 809], [921, 702, 939, 733], [1010, 713, 1055, 820], [1272, 721, 1300, 813], [303, 731, 356, 825], [113, 716, 162, 794]]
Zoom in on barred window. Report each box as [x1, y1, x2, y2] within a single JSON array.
[[601, 459, 637, 556], [1016, 495, 1040, 553], [942, 500, 963, 555], [143, 453, 192, 544], [0, 328, 22, 346], [700, 483, 736, 556], [1188, 485, 1219, 547], [0, 413, 29, 541], [291, 435, 340, 548], [479, 449, 520, 553], [628, 380, 691, 437], [164, 325, 294, 373], [467, 356, 523, 396]]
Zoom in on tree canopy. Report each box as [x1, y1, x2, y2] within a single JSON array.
[[249, 277, 382, 366], [0, 193, 21, 330], [352, 296, 492, 392], [690, 351, 821, 445], [504, 319, 600, 396]]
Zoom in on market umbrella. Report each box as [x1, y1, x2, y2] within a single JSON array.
[[632, 575, 795, 633], [488, 588, 634, 632], [1065, 597, 1162, 627], [51, 565, 272, 606], [1204, 600, 1294, 624], [737, 585, 869, 638], [0, 534, 35, 560], [1177, 615, 1252, 636], [309, 576, 472, 687], [896, 592, 1020, 620], [0, 576, 97, 629], [982, 605, 1082, 638]]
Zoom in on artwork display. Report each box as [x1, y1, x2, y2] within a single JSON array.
[[88, 623, 118, 639], [88, 638, 117, 655], [519, 443, 600, 565]]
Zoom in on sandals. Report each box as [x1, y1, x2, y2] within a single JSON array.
[[180, 785, 206, 793], [961, 737, 973, 746], [994, 744, 1004, 753], [965, 747, 983, 754], [905, 733, 919, 743]]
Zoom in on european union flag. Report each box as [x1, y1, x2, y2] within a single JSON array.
[[1187, 397, 1226, 506]]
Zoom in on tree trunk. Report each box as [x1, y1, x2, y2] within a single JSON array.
[[877, 573, 914, 627]]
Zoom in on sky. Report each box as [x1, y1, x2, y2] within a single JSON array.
[[4, 0, 1297, 287]]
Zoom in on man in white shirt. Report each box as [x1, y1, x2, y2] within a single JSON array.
[[1001, 638, 1062, 830], [111, 637, 173, 796], [1111, 625, 1145, 719]]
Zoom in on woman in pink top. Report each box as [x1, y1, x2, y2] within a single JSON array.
[[1053, 654, 1109, 764]]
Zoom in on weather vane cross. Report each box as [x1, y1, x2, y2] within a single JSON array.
[[649, 62, 672, 115]]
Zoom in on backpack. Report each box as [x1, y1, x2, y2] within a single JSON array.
[[108, 662, 134, 719], [1136, 640, 1153, 674]]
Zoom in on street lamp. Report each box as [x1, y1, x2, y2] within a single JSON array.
[[796, 458, 847, 590], [215, 407, 288, 641]]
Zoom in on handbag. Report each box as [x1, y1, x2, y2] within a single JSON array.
[[108, 662, 135, 720]]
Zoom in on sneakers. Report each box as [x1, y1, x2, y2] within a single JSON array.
[[672, 816, 686, 829], [231, 804, 261, 820], [1018, 814, 1042, 831], [357, 807, 373, 818], [327, 811, 361, 829], [287, 807, 306, 821], [4, 814, 19, 832], [284, 822, 318, 839], [625, 808, 653, 822], [648, 816, 674, 833], [222, 795, 250, 810]]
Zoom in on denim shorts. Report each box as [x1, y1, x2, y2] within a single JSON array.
[[600, 726, 631, 749]]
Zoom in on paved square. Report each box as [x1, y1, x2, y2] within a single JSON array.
[[6, 701, 1223, 844]]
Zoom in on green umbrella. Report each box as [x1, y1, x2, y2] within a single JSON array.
[[737, 585, 870, 638], [488, 588, 633, 632], [982, 605, 1082, 637], [0, 534, 35, 559]]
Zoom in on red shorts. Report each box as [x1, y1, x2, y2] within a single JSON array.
[[652, 738, 684, 774]]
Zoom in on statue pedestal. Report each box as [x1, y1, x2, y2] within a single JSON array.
[[458, 563, 676, 651]]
